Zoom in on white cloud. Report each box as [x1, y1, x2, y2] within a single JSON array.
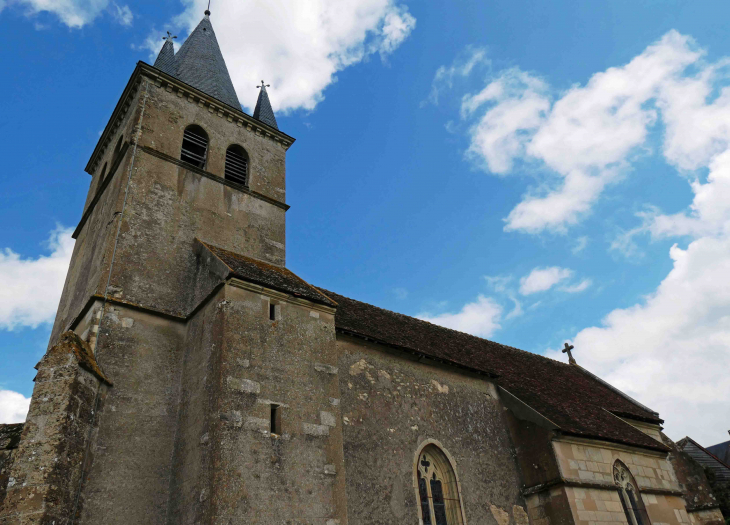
[[111, 1, 131, 26], [572, 236, 589, 254], [519, 266, 573, 295], [559, 278, 592, 294], [463, 68, 549, 175], [161, 0, 415, 113], [0, 390, 30, 424], [461, 31, 703, 233], [0, 227, 74, 331], [418, 295, 502, 338], [548, 238, 730, 444], [426, 46, 490, 106], [3, 0, 133, 28]]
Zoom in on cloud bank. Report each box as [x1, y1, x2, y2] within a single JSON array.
[[0, 227, 74, 331]]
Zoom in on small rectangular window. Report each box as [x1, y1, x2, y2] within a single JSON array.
[[269, 303, 276, 321], [270, 404, 281, 435]]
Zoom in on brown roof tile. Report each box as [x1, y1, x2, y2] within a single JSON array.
[[201, 242, 337, 308], [321, 288, 668, 452]]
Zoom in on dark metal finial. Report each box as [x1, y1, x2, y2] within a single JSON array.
[[162, 31, 177, 43], [562, 342, 576, 365], [257, 80, 271, 89], [205, 0, 210, 16]]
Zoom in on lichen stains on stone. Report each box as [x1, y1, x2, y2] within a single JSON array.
[[491, 504, 511, 525], [430, 379, 449, 394]]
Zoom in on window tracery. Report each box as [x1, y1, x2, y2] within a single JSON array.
[[416, 444, 465, 525], [614, 460, 650, 525]]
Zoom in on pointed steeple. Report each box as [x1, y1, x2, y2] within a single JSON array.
[[253, 81, 278, 130], [154, 32, 176, 75], [158, 12, 241, 110]]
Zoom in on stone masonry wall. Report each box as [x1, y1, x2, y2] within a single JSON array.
[[0, 425, 23, 509], [168, 282, 347, 525], [336, 335, 527, 525], [526, 487, 576, 525], [688, 508, 725, 525], [553, 440, 681, 492], [554, 439, 688, 525], [0, 332, 108, 524], [75, 304, 185, 525]]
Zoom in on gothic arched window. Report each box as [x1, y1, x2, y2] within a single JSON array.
[[180, 125, 209, 169], [614, 461, 651, 525], [416, 443, 465, 525], [224, 144, 248, 186]]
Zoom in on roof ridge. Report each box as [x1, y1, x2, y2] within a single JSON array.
[[317, 286, 572, 367], [681, 435, 730, 470]]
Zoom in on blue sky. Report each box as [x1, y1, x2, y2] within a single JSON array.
[[1, 0, 729, 444]]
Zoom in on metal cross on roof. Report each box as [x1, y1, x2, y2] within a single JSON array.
[[257, 80, 270, 89], [562, 342, 576, 365], [163, 31, 177, 43]]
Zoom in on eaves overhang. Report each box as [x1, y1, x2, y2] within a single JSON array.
[[85, 62, 296, 175]]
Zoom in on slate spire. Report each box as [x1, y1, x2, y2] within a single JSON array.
[[153, 12, 241, 110], [253, 81, 278, 130], [153, 32, 176, 75]]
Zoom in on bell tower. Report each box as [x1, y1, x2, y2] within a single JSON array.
[[2, 9, 348, 525], [49, 10, 295, 345]]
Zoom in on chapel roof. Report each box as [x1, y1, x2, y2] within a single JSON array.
[[319, 288, 669, 452], [200, 242, 336, 308], [153, 14, 241, 110]]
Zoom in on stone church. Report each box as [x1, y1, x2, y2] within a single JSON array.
[[0, 10, 726, 525]]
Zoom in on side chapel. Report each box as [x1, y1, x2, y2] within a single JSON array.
[[0, 10, 726, 525]]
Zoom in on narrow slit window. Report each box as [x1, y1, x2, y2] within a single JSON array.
[[269, 303, 277, 321], [225, 144, 248, 186], [180, 125, 209, 169], [270, 404, 281, 435]]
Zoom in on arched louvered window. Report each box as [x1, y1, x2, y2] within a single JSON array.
[[614, 461, 651, 525], [416, 443, 465, 525], [180, 125, 209, 169], [224, 144, 248, 186]]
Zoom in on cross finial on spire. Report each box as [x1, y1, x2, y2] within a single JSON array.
[[205, 0, 211, 16], [562, 342, 576, 365], [162, 31, 177, 43], [257, 80, 270, 89]]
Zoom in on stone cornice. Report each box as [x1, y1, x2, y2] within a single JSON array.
[[522, 477, 683, 497], [86, 62, 296, 175], [553, 435, 668, 458]]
